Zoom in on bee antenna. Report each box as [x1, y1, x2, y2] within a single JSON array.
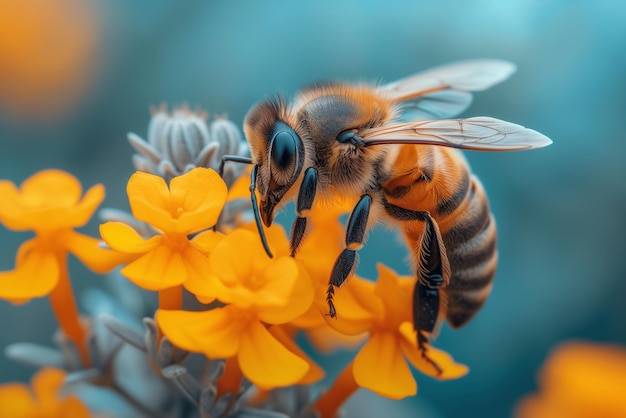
[[250, 165, 274, 258]]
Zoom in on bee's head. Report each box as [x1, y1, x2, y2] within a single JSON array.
[[244, 99, 304, 227]]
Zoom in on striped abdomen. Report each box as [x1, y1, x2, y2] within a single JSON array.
[[441, 175, 497, 328], [382, 145, 497, 329]]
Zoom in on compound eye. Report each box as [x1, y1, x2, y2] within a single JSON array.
[[270, 130, 297, 171]]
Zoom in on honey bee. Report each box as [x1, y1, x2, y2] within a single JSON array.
[[221, 60, 551, 370]]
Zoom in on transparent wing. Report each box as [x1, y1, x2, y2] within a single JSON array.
[[361, 117, 552, 151], [398, 89, 474, 121], [380, 60, 516, 120]]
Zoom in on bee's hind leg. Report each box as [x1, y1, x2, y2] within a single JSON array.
[[383, 199, 449, 376], [327, 194, 373, 318]]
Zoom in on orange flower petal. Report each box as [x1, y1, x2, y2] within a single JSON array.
[[0, 241, 59, 303], [20, 169, 82, 207], [323, 276, 378, 335], [238, 321, 309, 389], [57, 396, 90, 418], [353, 331, 416, 399], [0, 170, 103, 232], [66, 231, 138, 273], [0, 383, 35, 416], [373, 264, 413, 325], [169, 168, 227, 233], [238, 221, 290, 258], [156, 306, 245, 358], [255, 256, 313, 324], [516, 342, 626, 418], [209, 229, 270, 288], [0, 180, 29, 230], [126, 171, 173, 231], [399, 322, 469, 379], [227, 168, 251, 201], [305, 324, 367, 354], [268, 325, 325, 384], [189, 229, 223, 253], [31, 367, 65, 400], [179, 246, 213, 302], [99, 222, 161, 254], [68, 183, 105, 227], [121, 246, 187, 290]]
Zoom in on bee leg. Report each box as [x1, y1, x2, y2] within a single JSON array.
[[327, 194, 372, 318], [218, 155, 253, 177], [414, 216, 447, 376], [289, 167, 318, 256], [219, 155, 273, 258], [383, 200, 448, 375]]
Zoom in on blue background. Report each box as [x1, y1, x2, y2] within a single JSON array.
[[1, 1, 625, 417]]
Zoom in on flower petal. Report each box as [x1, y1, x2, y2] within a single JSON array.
[[156, 306, 244, 358], [0, 180, 30, 230], [0, 171, 103, 232], [268, 325, 324, 384], [66, 231, 138, 273], [20, 169, 82, 207], [68, 183, 105, 227], [353, 331, 417, 399], [209, 229, 269, 288], [0, 241, 59, 303], [0, 383, 35, 416], [227, 169, 251, 201], [31, 367, 65, 401], [305, 325, 367, 354], [126, 171, 173, 231], [179, 246, 214, 302], [238, 321, 309, 389], [189, 229, 223, 253], [100, 222, 161, 254], [170, 168, 228, 233], [373, 264, 413, 325], [399, 322, 469, 379], [255, 256, 313, 324], [121, 246, 187, 290], [323, 276, 378, 336], [58, 396, 90, 418]]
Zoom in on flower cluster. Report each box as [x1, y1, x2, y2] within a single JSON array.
[[0, 109, 469, 417]]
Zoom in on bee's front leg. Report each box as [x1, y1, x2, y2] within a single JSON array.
[[327, 194, 372, 318], [289, 167, 318, 256]]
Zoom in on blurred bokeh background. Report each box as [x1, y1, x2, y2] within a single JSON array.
[[1, 1, 625, 417]]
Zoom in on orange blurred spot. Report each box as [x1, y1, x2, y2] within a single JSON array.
[[516, 341, 626, 418], [0, 0, 99, 121]]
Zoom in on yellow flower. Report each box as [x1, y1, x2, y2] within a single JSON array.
[[100, 167, 226, 294], [0, 169, 126, 365], [314, 264, 467, 417], [0, 368, 89, 418], [157, 229, 316, 389], [516, 341, 626, 418]]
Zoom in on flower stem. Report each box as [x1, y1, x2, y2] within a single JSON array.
[[312, 360, 359, 418], [48, 253, 91, 367], [158, 285, 182, 310], [216, 356, 244, 399], [157, 286, 183, 342]]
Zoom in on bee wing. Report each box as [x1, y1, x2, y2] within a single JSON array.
[[380, 60, 516, 120], [361, 117, 552, 151]]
